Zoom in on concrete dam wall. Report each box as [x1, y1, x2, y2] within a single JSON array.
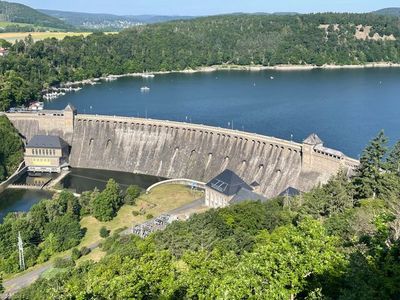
[[6, 109, 359, 198]]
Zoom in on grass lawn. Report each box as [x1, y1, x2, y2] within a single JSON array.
[[78, 184, 203, 249]]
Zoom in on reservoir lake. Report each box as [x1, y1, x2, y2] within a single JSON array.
[[2, 68, 400, 219], [46, 68, 400, 159]]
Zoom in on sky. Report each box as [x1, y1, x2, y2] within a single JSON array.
[[11, 0, 400, 16]]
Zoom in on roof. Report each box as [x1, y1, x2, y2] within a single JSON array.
[[230, 187, 267, 204], [279, 187, 301, 197], [303, 133, 323, 145], [26, 135, 66, 149], [314, 145, 344, 158], [250, 181, 260, 188], [64, 104, 76, 112], [206, 169, 252, 196]]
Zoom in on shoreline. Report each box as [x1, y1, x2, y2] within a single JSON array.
[[42, 62, 400, 98], [76, 62, 400, 80]]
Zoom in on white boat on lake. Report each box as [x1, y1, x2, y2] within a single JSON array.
[[141, 86, 150, 92]]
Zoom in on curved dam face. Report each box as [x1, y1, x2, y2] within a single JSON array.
[[5, 109, 358, 198]]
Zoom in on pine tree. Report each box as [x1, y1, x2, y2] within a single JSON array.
[[387, 141, 400, 175], [353, 131, 388, 199]]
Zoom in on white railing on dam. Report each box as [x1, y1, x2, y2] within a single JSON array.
[[146, 178, 206, 194]]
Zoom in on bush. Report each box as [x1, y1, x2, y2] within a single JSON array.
[[80, 247, 91, 256], [146, 214, 154, 220], [100, 226, 110, 238], [132, 210, 140, 216], [71, 248, 81, 261], [124, 185, 141, 205], [53, 257, 74, 268]]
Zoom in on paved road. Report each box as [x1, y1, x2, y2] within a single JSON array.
[[1, 198, 205, 298], [2, 262, 51, 299]]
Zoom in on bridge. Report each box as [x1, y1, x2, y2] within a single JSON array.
[[5, 107, 359, 198]]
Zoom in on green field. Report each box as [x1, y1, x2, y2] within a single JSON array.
[[0, 31, 93, 42], [0, 21, 32, 27]]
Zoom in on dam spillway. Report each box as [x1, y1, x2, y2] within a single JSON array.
[[5, 107, 359, 198]]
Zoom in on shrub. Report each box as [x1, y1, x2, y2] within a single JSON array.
[[132, 210, 140, 216], [80, 247, 91, 256], [146, 214, 154, 220], [100, 226, 110, 238], [124, 185, 141, 205], [53, 257, 74, 268], [71, 248, 81, 261]]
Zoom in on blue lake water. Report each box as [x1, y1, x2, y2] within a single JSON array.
[[45, 68, 400, 158], [0, 189, 53, 222]]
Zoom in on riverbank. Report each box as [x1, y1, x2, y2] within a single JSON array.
[[41, 62, 400, 101], [46, 62, 400, 91]]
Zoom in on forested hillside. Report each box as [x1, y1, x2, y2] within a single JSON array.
[[0, 13, 400, 110], [0, 1, 68, 30], [0, 116, 23, 180], [374, 8, 400, 17], [13, 132, 400, 299]]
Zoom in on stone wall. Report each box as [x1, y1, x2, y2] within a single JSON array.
[[5, 110, 359, 198], [6, 108, 75, 144]]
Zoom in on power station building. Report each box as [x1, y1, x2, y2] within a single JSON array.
[[205, 169, 266, 208], [24, 135, 70, 173]]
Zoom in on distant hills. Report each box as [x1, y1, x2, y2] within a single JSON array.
[[0, 0, 399, 34], [39, 9, 194, 30], [373, 7, 400, 17], [0, 1, 68, 30]]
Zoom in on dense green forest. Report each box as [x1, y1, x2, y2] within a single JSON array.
[[9, 132, 400, 299], [0, 1, 68, 30], [0, 13, 399, 110], [0, 115, 23, 180]]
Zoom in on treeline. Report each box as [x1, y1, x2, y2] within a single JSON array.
[[0, 13, 400, 110], [14, 131, 400, 299], [0, 116, 23, 181], [0, 180, 141, 275]]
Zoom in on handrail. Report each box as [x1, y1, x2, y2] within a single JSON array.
[[146, 178, 206, 194]]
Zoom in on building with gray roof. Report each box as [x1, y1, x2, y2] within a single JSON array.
[[205, 169, 266, 208], [25, 135, 70, 173]]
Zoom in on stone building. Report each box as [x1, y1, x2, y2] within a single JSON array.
[[25, 135, 70, 173], [205, 169, 266, 208]]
